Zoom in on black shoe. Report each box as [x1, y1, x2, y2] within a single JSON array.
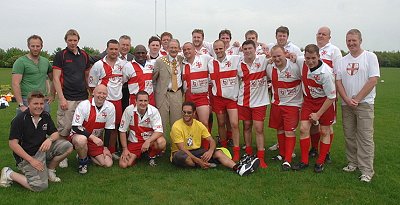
[[271, 154, 283, 161], [292, 162, 309, 171], [281, 161, 291, 171], [309, 147, 318, 158], [149, 157, 157, 167], [314, 163, 324, 173], [325, 152, 332, 164], [227, 139, 234, 147]]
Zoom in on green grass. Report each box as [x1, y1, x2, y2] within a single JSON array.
[[0, 67, 399, 205]]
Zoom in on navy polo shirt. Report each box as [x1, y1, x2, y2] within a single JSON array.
[[9, 109, 58, 163], [53, 47, 90, 101]]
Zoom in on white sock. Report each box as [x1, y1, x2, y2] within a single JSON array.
[[6, 169, 13, 181]]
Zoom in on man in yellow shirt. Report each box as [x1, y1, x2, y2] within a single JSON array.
[[170, 101, 259, 176]]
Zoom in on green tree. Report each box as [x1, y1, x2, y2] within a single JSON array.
[[82, 46, 100, 56]]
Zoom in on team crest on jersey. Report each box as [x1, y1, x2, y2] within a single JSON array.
[[147, 65, 154, 70], [117, 65, 123, 71], [75, 114, 80, 123], [227, 50, 233, 55], [144, 118, 150, 124], [255, 63, 261, 68], [225, 61, 231, 67], [346, 63, 359, 76], [284, 71, 292, 78], [321, 50, 327, 56], [313, 75, 321, 81], [42, 123, 48, 131], [195, 62, 202, 68], [101, 111, 107, 118], [187, 136, 193, 147]]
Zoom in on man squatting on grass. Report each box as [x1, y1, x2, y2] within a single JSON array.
[[1, 91, 73, 191], [170, 101, 260, 176]]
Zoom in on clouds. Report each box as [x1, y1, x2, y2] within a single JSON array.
[[0, 0, 398, 52]]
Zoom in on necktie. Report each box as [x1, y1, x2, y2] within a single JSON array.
[[171, 59, 178, 92]]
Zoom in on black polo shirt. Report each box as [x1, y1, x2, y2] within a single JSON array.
[[52, 47, 90, 101], [9, 109, 57, 163]]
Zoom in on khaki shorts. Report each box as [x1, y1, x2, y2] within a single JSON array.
[[17, 139, 72, 192], [57, 100, 82, 137]]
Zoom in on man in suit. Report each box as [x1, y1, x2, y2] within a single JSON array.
[[153, 39, 184, 134]]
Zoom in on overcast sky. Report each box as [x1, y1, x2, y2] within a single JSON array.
[[1, 0, 398, 53]]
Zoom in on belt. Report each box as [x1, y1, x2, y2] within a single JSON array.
[[167, 87, 182, 92]]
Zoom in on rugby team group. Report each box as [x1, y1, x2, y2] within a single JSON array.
[[0, 25, 379, 192]]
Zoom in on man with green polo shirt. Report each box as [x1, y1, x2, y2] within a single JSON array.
[[12, 35, 54, 114]]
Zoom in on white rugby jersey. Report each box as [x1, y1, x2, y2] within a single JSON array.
[[266, 60, 303, 107], [89, 57, 129, 100], [182, 55, 212, 94], [208, 55, 241, 101], [319, 43, 342, 70], [126, 60, 155, 96], [71, 98, 115, 137], [267, 41, 303, 57], [119, 104, 163, 143], [237, 55, 270, 107], [195, 41, 213, 56], [335, 51, 380, 105], [297, 58, 336, 100]]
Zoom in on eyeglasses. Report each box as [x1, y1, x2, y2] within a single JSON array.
[[182, 111, 193, 115]]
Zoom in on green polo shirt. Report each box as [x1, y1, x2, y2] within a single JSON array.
[[12, 55, 52, 98]]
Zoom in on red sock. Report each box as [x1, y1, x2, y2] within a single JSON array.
[[220, 139, 228, 148], [226, 130, 232, 140], [232, 146, 240, 162], [316, 141, 331, 164], [148, 146, 160, 158], [285, 137, 296, 163], [245, 146, 253, 155], [277, 133, 286, 156], [311, 133, 321, 150], [300, 137, 310, 164], [202, 139, 210, 150], [108, 146, 116, 154], [257, 150, 268, 168]]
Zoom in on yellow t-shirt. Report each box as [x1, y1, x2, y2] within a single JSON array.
[[170, 119, 210, 155]]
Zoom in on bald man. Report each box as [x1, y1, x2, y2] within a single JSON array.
[[69, 84, 116, 174]]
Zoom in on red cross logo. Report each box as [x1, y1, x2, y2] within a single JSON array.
[[313, 75, 320, 81], [284, 71, 292, 78], [145, 118, 150, 124], [346, 63, 359, 76], [147, 65, 154, 70], [321, 50, 327, 56], [101, 112, 107, 118], [225, 61, 231, 67], [196, 62, 202, 68], [228, 50, 233, 55], [255, 63, 261, 68]]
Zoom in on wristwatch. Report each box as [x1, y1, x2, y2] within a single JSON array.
[[18, 102, 24, 107]]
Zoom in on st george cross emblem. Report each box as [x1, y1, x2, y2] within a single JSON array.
[[195, 61, 202, 68], [346, 63, 359, 76], [321, 50, 327, 56]]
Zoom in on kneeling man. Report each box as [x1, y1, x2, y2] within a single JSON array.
[[170, 101, 260, 176], [1, 91, 73, 191], [119, 91, 166, 168]]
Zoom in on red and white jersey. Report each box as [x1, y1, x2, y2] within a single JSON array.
[[268, 41, 303, 57], [126, 60, 155, 96], [226, 45, 240, 56], [71, 98, 115, 137], [208, 55, 241, 101], [237, 55, 270, 107], [159, 48, 168, 56], [266, 60, 303, 107], [182, 55, 212, 94], [335, 51, 380, 105], [89, 57, 130, 100], [195, 41, 213, 56], [319, 43, 342, 70], [119, 104, 163, 143], [298, 59, 336, 100]]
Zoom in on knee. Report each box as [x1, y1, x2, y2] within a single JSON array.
[[104, 160, 113, 168], [30, 179, 48, 192], [156, 137, 167, 150], [243, 121, 252, 131], [73, 135, 88, 149], [119, 160, 128, 169]]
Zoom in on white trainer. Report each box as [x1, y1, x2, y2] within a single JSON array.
[[59, 158, 68, 168], [360, 174, 372, 183], [268, 143, 279, 151], [343, 164, 357, 172], [0, 167, 13, 187], [48, 169, 61, 182]]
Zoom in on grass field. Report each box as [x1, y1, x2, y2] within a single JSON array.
[[0, 67, 399, 205]]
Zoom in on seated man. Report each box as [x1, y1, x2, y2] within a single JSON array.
[[170, 101, 260, 176], [69, 84, 116, 174], [119, 91, 166, 168], [1, 91, 73, 191]]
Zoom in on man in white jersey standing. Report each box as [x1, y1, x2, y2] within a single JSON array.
[[237, 40, 270, 168], [335, 29, 379, 183], [191, 29, 213, 55]]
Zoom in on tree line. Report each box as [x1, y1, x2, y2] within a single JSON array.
[[0, 47, 399, 68]]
